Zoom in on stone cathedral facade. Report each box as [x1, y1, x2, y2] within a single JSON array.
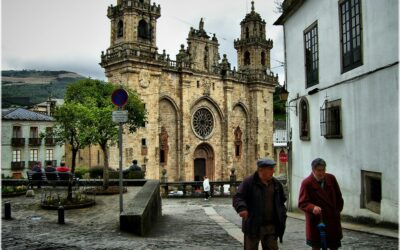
[[100, 0, 278, 181]]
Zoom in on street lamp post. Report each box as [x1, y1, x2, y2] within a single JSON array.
[[278, 85, 298, 212]]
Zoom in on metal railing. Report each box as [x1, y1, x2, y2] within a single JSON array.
[[160, 176, 287, 198]]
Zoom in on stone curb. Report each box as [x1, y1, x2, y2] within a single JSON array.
[[287, 212, 399, 239]]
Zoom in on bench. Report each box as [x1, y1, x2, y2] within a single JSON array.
[[26, 171, 76, 188]]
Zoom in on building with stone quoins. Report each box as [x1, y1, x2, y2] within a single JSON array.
[[100, 0, 278, 181]]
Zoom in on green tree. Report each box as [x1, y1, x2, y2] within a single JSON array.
[[273, 84, 286, 121], [50, 102, 94, 199], [65, 78, 147, 189]]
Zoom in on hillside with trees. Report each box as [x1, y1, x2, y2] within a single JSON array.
[[2, 70, 85, 107]]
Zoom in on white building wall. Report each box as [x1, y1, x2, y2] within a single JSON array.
[[1, 120, 65, 178], [283, 0, 398, 223]]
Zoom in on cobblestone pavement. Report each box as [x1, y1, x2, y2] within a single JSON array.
[[1, 191, 398, 250]]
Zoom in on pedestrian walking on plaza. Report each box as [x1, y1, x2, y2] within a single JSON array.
[[203, 176, 210, 200], [298, 158, 344, 250], [233, 158, 287, 250]]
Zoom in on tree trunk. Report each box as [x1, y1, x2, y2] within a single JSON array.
[[67, 149, 78, 200], [102, 144, 110, 190]]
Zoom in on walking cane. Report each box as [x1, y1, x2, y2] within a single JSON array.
[[317, 214, 328, 250]]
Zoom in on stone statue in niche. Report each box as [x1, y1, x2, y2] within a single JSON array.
[[139, 71, 150, 88], [159, 126, 169, 165], [160, 126, 169, 150], [202, 79, 211, 96], [234, 126, 242, 142]]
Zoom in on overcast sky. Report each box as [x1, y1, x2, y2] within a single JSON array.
[[2, 0, 285, 83]]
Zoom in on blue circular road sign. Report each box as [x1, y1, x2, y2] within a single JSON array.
[[111, 88, 129, 107]]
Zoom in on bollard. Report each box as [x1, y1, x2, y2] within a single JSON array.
[[4, 202, 11, 220], [58, 206, 65, 224]]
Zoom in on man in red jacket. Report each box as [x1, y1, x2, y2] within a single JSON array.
[[298, 158, 344, 250]]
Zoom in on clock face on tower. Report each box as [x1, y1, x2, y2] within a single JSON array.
[[192, 108, 214, 139]]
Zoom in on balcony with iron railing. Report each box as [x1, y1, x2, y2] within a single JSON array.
[[160, 176, 288, 198], [29, 138, 42, 146], [11, 161, 25, 171], [274, 129, 288, 147], [28, 161, 41, 169], [45, 137, 56, 146], [11, 138, 25, 147]]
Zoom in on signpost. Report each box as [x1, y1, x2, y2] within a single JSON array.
[[111, 88, 129, 213]]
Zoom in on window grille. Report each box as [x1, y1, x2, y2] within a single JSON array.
[[320, 100, 342, 138]]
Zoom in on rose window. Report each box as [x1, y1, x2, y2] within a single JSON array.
[[192, 108, 214, 139]]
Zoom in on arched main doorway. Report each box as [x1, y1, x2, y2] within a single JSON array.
[[193, 143, 214, 181]]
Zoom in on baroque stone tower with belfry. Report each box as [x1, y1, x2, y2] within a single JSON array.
[[100, 0, 278, 181]]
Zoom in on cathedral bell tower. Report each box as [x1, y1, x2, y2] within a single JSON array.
[[107, 0, 161, 53], [175, 18, 220, 72], [234, 1, 273, 72]]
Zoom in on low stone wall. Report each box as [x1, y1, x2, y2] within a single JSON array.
[[120, 180, 161, 236], [1, 179, 146, 187]]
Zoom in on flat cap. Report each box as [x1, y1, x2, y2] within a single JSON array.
[[257, 158, 276, 168]]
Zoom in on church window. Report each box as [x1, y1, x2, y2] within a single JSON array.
[[245, 27, 249, 39], [261, 51, 266, 66], [204, 46, 209, 69], [160, 150, 165, 163], [192, 108, 214, 139], [244, 51, 250, 65], [299, 98, 310, 140], [142, 138, 146, 146], [138, 19, 151, 40], [117, 20, 124, 38], [197, 81, 200, 88], [235, 145, 241, 156]]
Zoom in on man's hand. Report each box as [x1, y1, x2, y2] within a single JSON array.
[[312, 206, 322, 215], [239, 210, 248, 220]]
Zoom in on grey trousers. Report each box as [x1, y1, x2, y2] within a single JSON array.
[[244, 225, 278, 250]]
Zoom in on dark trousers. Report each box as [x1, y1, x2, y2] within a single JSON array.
[[204, 191, 210, 199], [244, 225, 278, 250]]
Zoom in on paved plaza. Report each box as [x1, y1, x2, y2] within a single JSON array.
[[1, 188, 398, 249]]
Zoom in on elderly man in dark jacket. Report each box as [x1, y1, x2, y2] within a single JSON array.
[[233, 158, 287, 250]]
